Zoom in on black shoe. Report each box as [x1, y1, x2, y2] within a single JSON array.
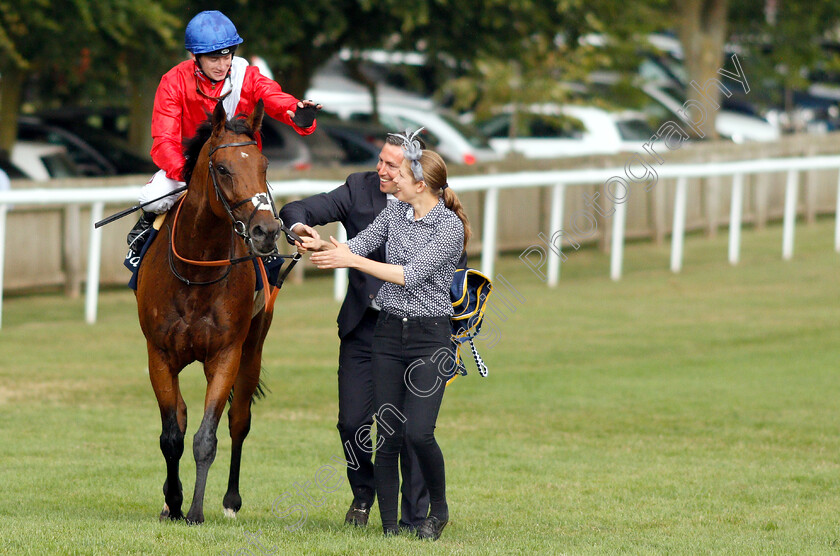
[[344, 500, 371, 527], [127, 211, 156, 250], [417, 516, 448, 540]]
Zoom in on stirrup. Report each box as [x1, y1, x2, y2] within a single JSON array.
[[127, 211, 156, 250]]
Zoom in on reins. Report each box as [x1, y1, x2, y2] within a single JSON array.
[[167, 138, 301, 313]]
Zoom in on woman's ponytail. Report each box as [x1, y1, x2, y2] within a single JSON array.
[[418, 150, 471, 250]]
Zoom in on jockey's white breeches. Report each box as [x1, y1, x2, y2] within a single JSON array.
[[138, 170, 186, 214]]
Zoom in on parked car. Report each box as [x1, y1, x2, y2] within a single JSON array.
[[306, 89, 501, 165], [258, 118, 314, 171], [476, 104, 655, 159], [309, 115, 391, 167], [11, 142, 80, 181], [17, 116, 117, 176], [0, 156, 30, 180], [36, 117, 159, 175], [585, 75, 780, 143], [263, 114, 394, 169], [639, 81, 780, 143]]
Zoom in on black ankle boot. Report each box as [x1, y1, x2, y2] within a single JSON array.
[[127, 211, 156, 251], [417, 515, 448, 540]]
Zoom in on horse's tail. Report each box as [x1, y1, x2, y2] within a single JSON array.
[[227, 370, 271, 405]]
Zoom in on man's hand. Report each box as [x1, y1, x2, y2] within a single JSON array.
[[292, 224, 321, 253], [288, 100, 321, 128]]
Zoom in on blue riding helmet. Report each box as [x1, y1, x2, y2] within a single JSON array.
[[184, 11, 243, 55]]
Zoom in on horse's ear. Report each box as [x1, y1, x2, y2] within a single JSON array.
[[248, 99, 265, 135], [212, 100, 227, 135]]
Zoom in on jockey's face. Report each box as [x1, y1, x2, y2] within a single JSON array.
[[376, 143, 403, 194], [197, 53, 233, 82]]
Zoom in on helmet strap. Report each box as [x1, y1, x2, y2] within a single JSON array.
[[194, 59, 231, 85]]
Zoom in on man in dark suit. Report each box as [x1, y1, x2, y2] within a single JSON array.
[[279, 135, 431, 531]]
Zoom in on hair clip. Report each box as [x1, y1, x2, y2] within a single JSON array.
[[387, 128, 425, 181]]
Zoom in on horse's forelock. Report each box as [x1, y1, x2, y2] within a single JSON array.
[[181, 114, 258, 184]]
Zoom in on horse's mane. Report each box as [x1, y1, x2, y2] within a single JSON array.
[[181, 112, 259, 184]]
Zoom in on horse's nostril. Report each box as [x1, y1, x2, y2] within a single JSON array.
[[252, 225, 266, 240]]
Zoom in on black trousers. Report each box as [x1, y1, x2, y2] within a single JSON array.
[[371, 311, 451, 530], [337, 308, 430, 526]]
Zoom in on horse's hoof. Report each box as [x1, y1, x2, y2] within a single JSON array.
[[186, 512, 205, 525], [223, 507, 237, 519], [160, 503, 184, 521]]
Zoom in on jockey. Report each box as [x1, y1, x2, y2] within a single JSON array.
[[128, 10, 321, 250]]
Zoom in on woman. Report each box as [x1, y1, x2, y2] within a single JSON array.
[[128, 10, 320, 248], [307, 132, 471, 540]]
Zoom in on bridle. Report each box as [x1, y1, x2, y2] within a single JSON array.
[[167, 139, 302, 306], [206, 140, 279, 257]]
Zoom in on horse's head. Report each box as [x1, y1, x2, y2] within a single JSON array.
[[203, 100, 281, 257]]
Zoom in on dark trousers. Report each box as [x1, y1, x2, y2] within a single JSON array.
[[337, 308, 430, 525], [371, 311, 451, 531]]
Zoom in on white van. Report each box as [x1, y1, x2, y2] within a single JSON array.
[[307, 89, 501, 165], [478, 104, 655, 158]]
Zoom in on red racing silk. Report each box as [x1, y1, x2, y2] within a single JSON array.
[[150, 59, 316, 181]]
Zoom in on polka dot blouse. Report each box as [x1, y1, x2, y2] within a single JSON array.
[[347, 198, 464, 317]]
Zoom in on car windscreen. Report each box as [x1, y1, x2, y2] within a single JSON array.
[[438, 112, 492, 148], [41, 152, 78, 179], [615, 119, 656, 141]]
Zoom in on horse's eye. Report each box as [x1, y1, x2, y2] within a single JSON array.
[[216, 165, 229, 175]]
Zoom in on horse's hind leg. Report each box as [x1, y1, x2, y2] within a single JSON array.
[[223, 313, 273, 518], [186, 346, 242, 524], [149, 350, 187, 521]]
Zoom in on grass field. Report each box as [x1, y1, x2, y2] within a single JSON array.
[[1, 218, 839, 555]]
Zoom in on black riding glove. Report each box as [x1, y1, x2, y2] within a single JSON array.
[[292, 104, 319, 128]]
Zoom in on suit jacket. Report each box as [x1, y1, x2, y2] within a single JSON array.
[[280, 171, 387, 339]]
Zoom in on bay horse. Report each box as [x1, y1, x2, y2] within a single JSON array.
[[136, 100, 281, 524]]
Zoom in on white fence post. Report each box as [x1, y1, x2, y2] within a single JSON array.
[[481, 188, 499, 278], [85, 202, 105, 324], [782, 169, 798, 260], [0, 204, 6, 329], [547, 183, 565, 287], [671, 177, 688, 273], [333, 223, 348, 302], [728, 173, 744, 265], [610, 196, 627, 281], [835, 168, 840, 254]]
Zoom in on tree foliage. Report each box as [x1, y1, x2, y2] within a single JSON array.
[[0, 0, 180, 154], [729, 0, 840, 117], [3, 1, 840, 164]]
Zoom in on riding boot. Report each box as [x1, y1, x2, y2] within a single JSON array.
[[127, 211, 157, 252]]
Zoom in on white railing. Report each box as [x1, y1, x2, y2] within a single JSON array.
[[0, 154, 839, 328]]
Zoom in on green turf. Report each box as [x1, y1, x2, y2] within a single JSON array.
[[1, 218, 839, 555]]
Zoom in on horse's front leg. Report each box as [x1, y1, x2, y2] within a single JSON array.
[[186, 346, 242, 525], [148, 347, 187, 521], [224, 312, 273, 518]]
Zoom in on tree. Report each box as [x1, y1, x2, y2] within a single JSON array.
[[675, 0, 729, 139], [729, 0, 840, 131], [0, 0, 180, 155]]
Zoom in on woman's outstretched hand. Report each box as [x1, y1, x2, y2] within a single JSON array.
[[309, 236, 355, 269]]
